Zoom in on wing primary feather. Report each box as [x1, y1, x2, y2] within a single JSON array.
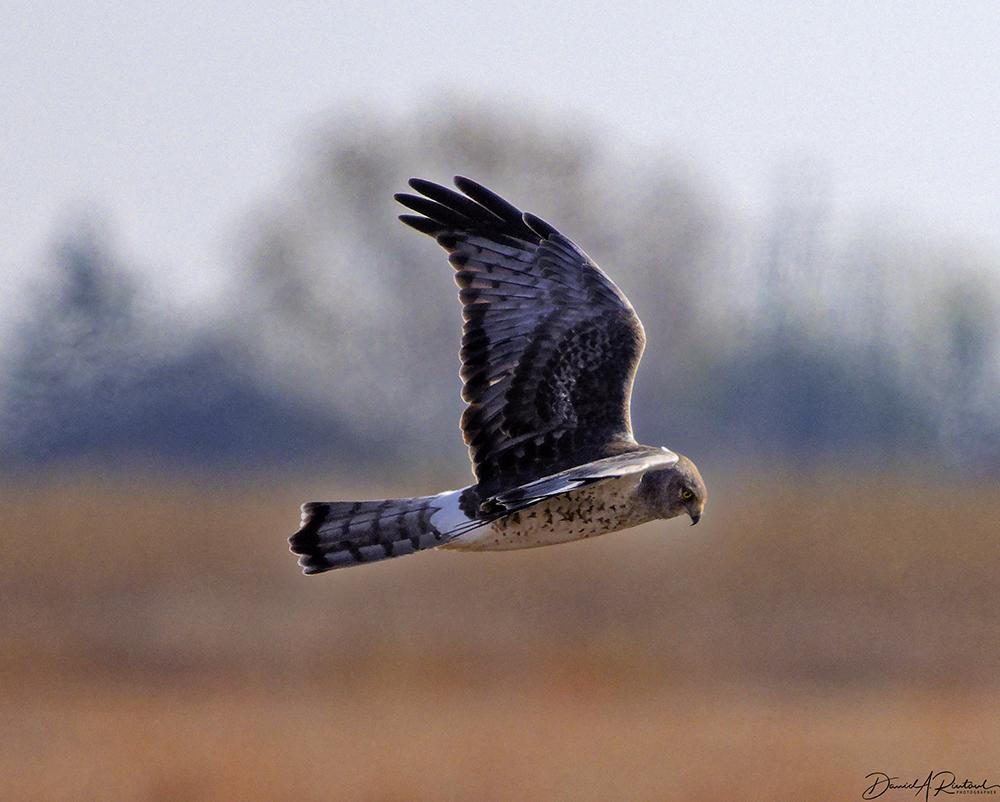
[[459, 288, 538, 303], [408, 178, 504, 224], [454, 273, 547, 293], [461, 235, 536, 259], [394, 193, 471, 228], [547, 233, 587, 259], [453, 176, 538, 240], [398, 214, 444, 236], [451, 255, 580, 292], [522, 212, 560, 239]]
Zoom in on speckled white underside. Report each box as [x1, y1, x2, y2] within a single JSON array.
[[443, 473, 655, 552]]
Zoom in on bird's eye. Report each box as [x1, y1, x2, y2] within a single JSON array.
[[680, 488, 694, 501]]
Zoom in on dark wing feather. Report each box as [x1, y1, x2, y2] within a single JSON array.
[[397, 177, 647, 494]]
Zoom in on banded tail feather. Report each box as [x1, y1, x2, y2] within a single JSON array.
[[289, 489, 485, 574]]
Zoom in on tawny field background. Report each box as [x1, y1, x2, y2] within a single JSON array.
[[3, 469, 997, 801]]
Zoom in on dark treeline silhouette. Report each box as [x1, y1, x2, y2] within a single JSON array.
[[0, 227, 358, 467], [2, 102, 998, 472]]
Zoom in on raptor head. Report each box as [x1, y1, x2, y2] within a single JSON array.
[[638, 453, 707, 525]]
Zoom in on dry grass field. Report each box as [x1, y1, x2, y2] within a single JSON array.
[[1, 467, 998, 800]]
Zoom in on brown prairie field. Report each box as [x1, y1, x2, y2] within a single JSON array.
[[1, 468, 998, 801]]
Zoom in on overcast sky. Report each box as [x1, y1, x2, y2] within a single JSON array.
[[4, 1, 998, 318]]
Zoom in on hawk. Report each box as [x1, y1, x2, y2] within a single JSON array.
[[289, 176, 706, 574]]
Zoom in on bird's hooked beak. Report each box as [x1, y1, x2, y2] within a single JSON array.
[[689, 511, 701, 526]]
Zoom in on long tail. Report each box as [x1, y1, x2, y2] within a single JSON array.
[[289, 489, 481, 574]]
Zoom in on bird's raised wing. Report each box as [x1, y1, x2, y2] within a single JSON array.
[[396, 177, 647, 494]]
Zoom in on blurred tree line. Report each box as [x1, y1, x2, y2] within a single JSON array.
[[2, 102, 998, 473]]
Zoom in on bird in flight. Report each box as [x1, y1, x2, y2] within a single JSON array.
[[289, 176, 706, 574]]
